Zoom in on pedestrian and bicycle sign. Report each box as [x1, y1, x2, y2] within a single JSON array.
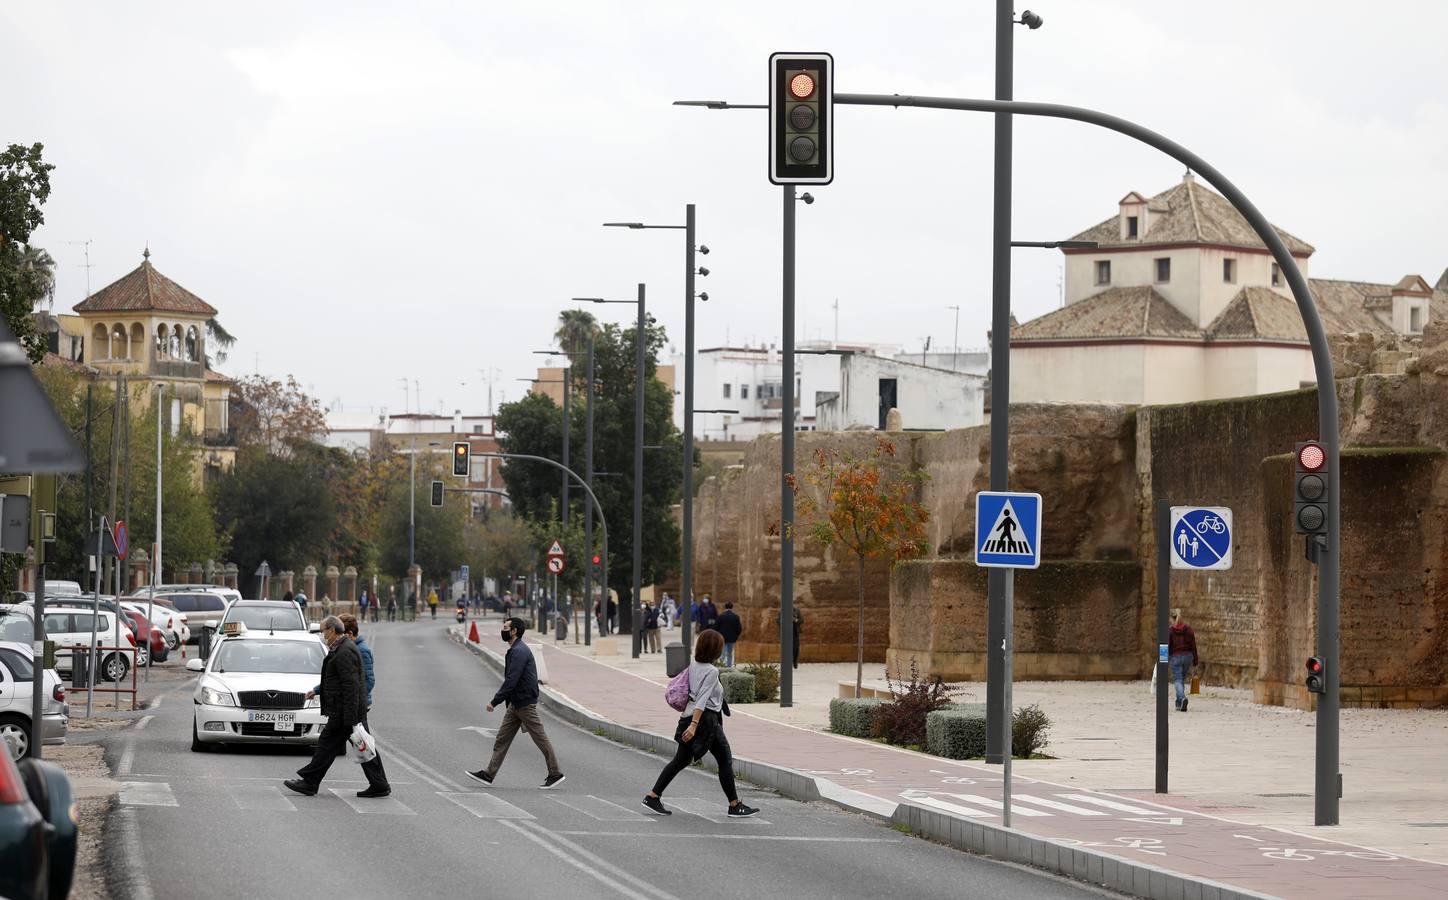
[[545, 539, 564, 558], [1169, 506, 1233, 570], [974, 491, 1042, 569]]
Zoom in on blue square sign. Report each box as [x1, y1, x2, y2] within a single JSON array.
[[975, 491, 1043, 569]]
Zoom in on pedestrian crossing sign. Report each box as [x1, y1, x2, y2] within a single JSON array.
[[974, 491, 1042, 569]]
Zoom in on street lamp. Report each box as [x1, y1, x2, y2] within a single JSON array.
[[603, 207, 707, 663], [574, 289, 649, 657]]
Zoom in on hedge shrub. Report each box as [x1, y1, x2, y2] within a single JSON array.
[[829, 697, 885, 738], [719, 670, 757, 705], [925, 704, 989, 759], [741, 663, 780, 703]]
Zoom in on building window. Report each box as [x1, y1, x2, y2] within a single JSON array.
[[1223, 258, 1237, 283], [740, 384, 749, 399], [1410, 306, 1423, 333], [1154, 258, 1170, 283], [1127, 216, 1138, 238], [1095, 260, 1111, 285], [1271, 263, 1281, 287], [722, 383, 731, 399]]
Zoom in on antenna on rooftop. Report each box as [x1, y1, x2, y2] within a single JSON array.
[[65, 239, 94, 302]]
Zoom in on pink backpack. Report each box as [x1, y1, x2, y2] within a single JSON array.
[[665, 667, 691, 712]]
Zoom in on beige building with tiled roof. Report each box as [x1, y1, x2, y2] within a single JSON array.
[[1011, 174, 1445, 405], [60, 250, 237, 478]]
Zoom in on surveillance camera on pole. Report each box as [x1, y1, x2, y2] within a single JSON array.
[[769, 52, 833, 185]]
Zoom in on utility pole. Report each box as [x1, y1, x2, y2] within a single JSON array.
[[630, 283, 646, 658], [948, 305, 961, 371]]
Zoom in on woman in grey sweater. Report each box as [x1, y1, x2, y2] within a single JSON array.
[[643, 630, 759, 818]]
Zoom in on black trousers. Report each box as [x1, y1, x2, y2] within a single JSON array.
[[651, 716, 737, 803], [296, 713, 388, 790]]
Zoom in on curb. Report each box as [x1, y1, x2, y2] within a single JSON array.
[[448, 629, 1275, 900]]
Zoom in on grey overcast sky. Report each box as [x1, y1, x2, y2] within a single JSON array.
[[7, 2, 1446, 418]]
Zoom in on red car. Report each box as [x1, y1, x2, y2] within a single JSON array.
[[121, 609, 167, 667]]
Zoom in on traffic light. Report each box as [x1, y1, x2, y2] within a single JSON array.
[[1293, 441, 1328, 535], [591, 553, 602, 574], [769, 52, 833, 186], [452, 441, 470, 478], [1305, 656, 1326, 694], [430, 480, 444, 507]]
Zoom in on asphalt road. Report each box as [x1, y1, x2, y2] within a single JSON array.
[[102, 617, 1116, 900]]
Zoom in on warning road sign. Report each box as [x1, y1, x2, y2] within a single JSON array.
[[1169, 506, 1232, 570], [546, 539, 565, 558], [546, 556, 566, 575], [974, 491, 1042, 569]]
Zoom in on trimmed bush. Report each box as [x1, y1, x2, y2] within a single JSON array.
[[741, 663, 780, 703], [926, 704, 989, 759], [1012, 703, 1052, 757], [873, 658, 956, 748], [719, 670, 756, 705], [829, 697, 885, 738]]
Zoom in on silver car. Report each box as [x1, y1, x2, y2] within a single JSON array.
[[0, 641, 68, 760]]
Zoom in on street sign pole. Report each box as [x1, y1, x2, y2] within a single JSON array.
[[1156, 499, 1170, 794]]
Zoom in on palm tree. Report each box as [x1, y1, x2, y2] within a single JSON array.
[[554, 309, 598, 358], [19, 245, 55, 311], [206, 317, 236, 368]]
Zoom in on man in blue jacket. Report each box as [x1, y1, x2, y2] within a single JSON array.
[[466, 617, 564, 789]]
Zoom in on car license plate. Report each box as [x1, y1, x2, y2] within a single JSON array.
[[247, 711, 296, 731]]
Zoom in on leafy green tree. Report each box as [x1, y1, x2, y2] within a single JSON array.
[[0, 143, 56, 362], [211, 445, 335, 593], [463, 510, 538, 595], [496, 319, 681, 620], [377, 453, 468, 586]]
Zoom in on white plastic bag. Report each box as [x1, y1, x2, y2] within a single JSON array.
[[1149, 664, 1158, 696], [347, 723, 378, 763]]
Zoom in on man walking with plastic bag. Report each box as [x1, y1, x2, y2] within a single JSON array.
[[285, 615, 391, 798], [465, 617, 565, 789]]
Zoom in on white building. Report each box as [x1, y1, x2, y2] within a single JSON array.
[[1010, 174, 1447, 405], [816, 353, 985, 431]]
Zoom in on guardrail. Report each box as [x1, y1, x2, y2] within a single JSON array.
[[64, 644, 140, 712]]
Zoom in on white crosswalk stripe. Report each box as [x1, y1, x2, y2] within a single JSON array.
[[119, 782, 178, 807], [328, 788, 415, 815], [665, 797, 770, 825], [438, 791, 535, 819], [936, 794, 1052, 817], [550, 795, 652, 822], [1056, 793, 1159, 815], [911, 795, 992, 818], [1013, 794, 1109, 816]]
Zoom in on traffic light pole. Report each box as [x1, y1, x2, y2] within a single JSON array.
[[631, 283, 646, 659], [779, 183, 796, 707], [827, 90, 1341, 825], [1155, 499, 1170, 794], [583, 331, 595, 647]]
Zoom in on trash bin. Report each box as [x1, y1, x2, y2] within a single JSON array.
[[70, 648, 91, 688], [199, 626, 215, 660], [665, 641, 688, 678], [555, 616, 567, 641]]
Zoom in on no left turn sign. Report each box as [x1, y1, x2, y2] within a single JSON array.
[[546, 556, 566, 575]]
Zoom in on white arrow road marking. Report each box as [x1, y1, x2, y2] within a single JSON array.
[[459, 725, 497, 738], [1124, 816, 1184, 826]]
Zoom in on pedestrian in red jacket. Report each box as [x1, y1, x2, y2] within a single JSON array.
[[1168, 609, 1199, 712]]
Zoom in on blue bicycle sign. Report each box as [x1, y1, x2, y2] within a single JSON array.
[[1169, 506, 1233, 570]]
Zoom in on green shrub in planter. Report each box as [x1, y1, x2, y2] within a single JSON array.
[[829, 697, 885, 738], [719, 670, 757, 705], [926, 704, 989, 759], [741, 663, 780, 703]]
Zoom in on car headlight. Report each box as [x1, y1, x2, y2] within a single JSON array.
[[200, 686, 235, 707], [305, 694, 320, 708]]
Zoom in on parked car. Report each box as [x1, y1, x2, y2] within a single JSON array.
[[150, 584, 243, 606], [0, 747, 77, 900], [0, 642, 68, 760], [188, 626, 327, 750], [41, 581, 84, 598], [161, 592, 231, 640], [119, 609, 167, 667], [121, 599, 189, 651], [219, 600, 312, 633], [0, 607, 137, 683]]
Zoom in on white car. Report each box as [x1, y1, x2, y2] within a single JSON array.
[[0, 642, 68, 760], [121, 600, 189, 651], [0, 607, 137, 683], [188, 626, 326, 751], [219, 600, 314, 634]]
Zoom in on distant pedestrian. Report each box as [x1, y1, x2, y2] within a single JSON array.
[[294, 589, 309, 620], [791, 608, 803, 669], [715, 602, 742, 667], [606, 597, 617, 633], [661, 594, 675, 629], [286, 615, 391, 799], [359, 590, 370, 621], [427, 588, 439, 619], [369, 592, 379, 623], [1168, 609, 1199, 712], [644, 601, 661, 653], [465, 617, 565, 790], [699, 596, 719, 631], [321, 594, 334, 618], [642, 629, 758, 819]]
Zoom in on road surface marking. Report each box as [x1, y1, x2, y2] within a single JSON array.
[[1057, 793, 1158, 815], [119, 781, 177, 807], [439, 791, 535, 819], [550, 795, 652, 821], [117, 741, 135, 775], [555, 831, 901, 843], [665, 797, 770, 824], [513, 819, 682, 900], [937, 793, 1052, 817], [328, 788, 415, 815], [135, 715, 154, 731], [497, 819, 672, 900], [1013, 794, 1109, 816], [227, 784, 297, 812], [905, 794, 992, 818]]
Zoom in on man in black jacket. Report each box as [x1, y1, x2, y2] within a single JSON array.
[[465, 617, 564, 789], [285, 616, 391, 798], [715, 602, 743, 667]]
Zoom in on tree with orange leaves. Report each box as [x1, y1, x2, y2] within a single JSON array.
[[793, 438, 929, 697]]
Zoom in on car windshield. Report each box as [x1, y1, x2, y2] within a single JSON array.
[[214, 640, 324, 674], [225, 606, 303, 631], [0, 614, 34, 642]]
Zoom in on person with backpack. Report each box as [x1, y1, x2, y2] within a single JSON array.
[[643, 629, 759, 819]]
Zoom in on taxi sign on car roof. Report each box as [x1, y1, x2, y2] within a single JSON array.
[[221, 621, 248, 637]]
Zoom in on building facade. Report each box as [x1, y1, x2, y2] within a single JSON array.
[[815, 353, 985, 432]]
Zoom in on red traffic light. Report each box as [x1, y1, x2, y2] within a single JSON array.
[[1297, 442, 1325, 472], [1306, 656, 1323, 674], [789, 72, 816, 99], [591, 554, 601, 565]]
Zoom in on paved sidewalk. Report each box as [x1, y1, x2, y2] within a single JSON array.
[[510, 621, 1448, 900]]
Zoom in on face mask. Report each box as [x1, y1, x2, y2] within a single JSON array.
[[500, 630, 513, 643]]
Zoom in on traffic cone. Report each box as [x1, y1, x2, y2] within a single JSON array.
[[468, 621, 480, 643]]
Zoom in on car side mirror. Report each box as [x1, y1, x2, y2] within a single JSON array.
[[185, 658, 204, 672], [308, 622, 321, 633]]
